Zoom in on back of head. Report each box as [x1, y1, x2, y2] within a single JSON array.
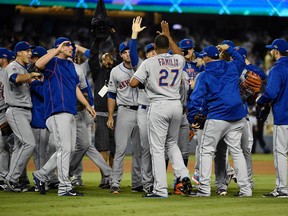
[[0, 48, 10, 59], [154, 35, 169, 50], [32, 46, 47, 58]]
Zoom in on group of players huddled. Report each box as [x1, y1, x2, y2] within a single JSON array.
[[0, 14, 287, 198]]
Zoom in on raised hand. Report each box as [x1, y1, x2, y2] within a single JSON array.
[[157, 20, 171, 38], [132, 16, 146, 34]]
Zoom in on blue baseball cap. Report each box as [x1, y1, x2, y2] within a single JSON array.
[[8, 50, 15, 61], [119, 41, 130, 53], [144, 43, 155, 53], [54, 37, 72, 48], [179, 39, 194, 49], [0, 48, 10, 59], [266, 39, 288, 53], [32, 46, 47, 58], [14, 41, 34, 53], [235, 46, 248, 58], [221, 40, 235, 48], [200, 46, 219, 58]]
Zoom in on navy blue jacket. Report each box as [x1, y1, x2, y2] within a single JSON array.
[[258, 56, 288, 125], [187, 47, 247, 123]]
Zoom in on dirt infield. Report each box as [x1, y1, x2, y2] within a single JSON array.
[[27, 158, 275, 175]]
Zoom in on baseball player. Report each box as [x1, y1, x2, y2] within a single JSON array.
[[3, 41, 41, 192], [130, 26, 193, 198], [29, 46, 59, 190], [129, 16, 156, 194], [259, 39, 288, 198], [33, 37, 95, 196], [107, 41, 142, 194], [187, 44, 252, 197], [0, 48, 13, 190]]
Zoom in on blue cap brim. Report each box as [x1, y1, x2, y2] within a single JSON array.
[[266, 45, 273, 49]]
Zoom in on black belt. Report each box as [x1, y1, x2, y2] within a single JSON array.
[[10, 106, 31, 111], [121, 105, 138, 111], [140, 105, 148, 109]]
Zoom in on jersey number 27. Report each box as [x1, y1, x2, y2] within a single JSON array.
[[159, 69, 179, 86]]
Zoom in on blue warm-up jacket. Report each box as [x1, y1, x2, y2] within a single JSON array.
[[187, 47, 247, 123], [258, 56, 288, 125]]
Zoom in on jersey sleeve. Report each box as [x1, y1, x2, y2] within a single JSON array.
[[107, 68, 117, 93], [133, 60, 148, 84], [77, 68, 88, 90], [6, 64, 21, 82]]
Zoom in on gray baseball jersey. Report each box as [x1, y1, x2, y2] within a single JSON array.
[[133, 53, 185, 101], [4, 61, 32, 108], [108, 62, 138, 106]]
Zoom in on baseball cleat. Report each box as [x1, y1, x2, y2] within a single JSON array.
[[5, 180, 21, 192], [142, 193, 167, 198], [143, 185, 153, 194], [262, 190, 288, 198], [48, 181, 60, 190], [60, 189, 84, 197], [188, 190, 210, 197], [216, 189, 227, 196], [0, 180, 7, 191], [71, 179, 84, 187], [32, 173, 46, 195], [234, 191, 252, 197], [18, 181, 31, 192], [111, 186, 120, 194], [132, 186, 144, 193]]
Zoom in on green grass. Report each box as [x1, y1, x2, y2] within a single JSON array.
[[1, 154, 287, 216]]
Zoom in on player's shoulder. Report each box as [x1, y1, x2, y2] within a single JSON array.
[[6, 61, 20, 72]]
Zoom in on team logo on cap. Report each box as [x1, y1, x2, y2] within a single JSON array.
[[186, 41, 191, 45]]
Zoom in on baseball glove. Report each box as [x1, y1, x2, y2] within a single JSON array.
[[193, 114, 207, 130], [256, 103, 271, 123], [240, 71, 262, 102]]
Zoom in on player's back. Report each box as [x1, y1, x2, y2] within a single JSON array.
[[145, 53, 185, 101]]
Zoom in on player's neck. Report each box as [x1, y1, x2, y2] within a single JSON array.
[[123, 61, 132, 69], [15, 58, 26, 67], [156, 48, 169, 55]]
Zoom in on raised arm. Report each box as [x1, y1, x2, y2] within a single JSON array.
[[130, 16, 146, 67], [36, 41, 69, 70], [158, 21, 182, 55]]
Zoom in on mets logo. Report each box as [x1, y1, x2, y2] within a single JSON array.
[[186, 41, 191, 45]]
